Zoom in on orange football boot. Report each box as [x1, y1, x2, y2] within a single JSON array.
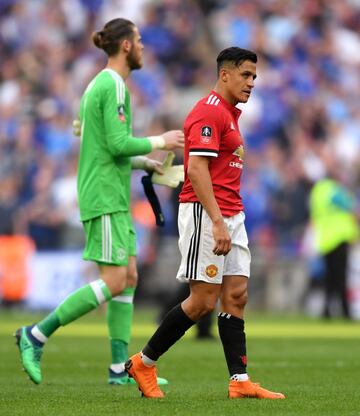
[[125, 353, 165, 398], [228, 379, 285, 399]]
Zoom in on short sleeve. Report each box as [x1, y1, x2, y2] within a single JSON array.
[[187, 106, 223, 158]]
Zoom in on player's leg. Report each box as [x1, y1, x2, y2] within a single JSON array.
[[219, 212, 284, 399], [219, 275, 248, 376], [107, 254, 170, 386], [220, 275, 284, 399], [125, 202, 223, 397], [196, 309, 214, 339], [15, 264, 126, 384], [126, 280, 221, 397], [15, 213, 127, 384], [218, 213, 250, 385], [143, 280, 221, 359], [160, 283, 214, 339], [107, 255, 137, 385]]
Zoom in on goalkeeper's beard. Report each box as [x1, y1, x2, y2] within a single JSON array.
[[127, 47, 142, 70]]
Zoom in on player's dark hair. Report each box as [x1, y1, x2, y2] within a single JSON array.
[[217, 47, 257, 74], [92, 18, 135, 56]]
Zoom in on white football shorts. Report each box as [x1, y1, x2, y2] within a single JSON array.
[[176, 202, 251, 284]]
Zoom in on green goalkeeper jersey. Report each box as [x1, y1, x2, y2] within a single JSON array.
[[77, 68, 152, 221]]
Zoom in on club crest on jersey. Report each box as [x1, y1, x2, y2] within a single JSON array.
[[117, 247, 126, 261], [201, 126, 212, 143], [205, 264, 218, 278], [118, 104, 125, 122], [233, 145, 244, 161]]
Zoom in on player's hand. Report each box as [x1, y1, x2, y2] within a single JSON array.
[[144, 158, 163, 174], [152, 152, 184, 188], [212, 219, 231, 256], [162, 130, 184, 150], [73, 119, 81, 137]]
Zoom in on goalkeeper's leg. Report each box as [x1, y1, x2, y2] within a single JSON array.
[[107, 281, 135, 385], [107, 256, 168, 386], [15, 212, 132, 384], [15, 265, 127, 384]]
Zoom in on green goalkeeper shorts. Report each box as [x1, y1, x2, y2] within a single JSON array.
[[82, 211, 136, 266]]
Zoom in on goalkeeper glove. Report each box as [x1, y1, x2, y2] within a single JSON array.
[[152, 152, 184, 188]]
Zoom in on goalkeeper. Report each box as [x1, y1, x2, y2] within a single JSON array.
[[15, 17, 184, 386]]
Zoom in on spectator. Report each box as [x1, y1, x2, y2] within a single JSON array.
[[309, 168, 359, 319]]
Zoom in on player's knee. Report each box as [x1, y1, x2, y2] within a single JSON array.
[[224, 289, 248, 310], [100, 266, 127, 296], [198, 298, 217, 317], [183, 297, 217, 320], [232, 289, 248, 309], [108, 278, 127, 296]]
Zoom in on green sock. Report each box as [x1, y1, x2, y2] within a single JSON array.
[[55, 279, 112, 326], [107, 287, 135, 364], [37, 311, 61, 338], [110, 339, 128, 364]]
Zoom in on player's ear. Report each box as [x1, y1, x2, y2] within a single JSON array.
[[122, 39, 132, 53], [220, 68, 228, 83]]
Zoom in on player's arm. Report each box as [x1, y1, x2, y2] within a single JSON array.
[[187, 111, 231, 256], [73, 120, 183, 156], [103, 82, 183, 156]]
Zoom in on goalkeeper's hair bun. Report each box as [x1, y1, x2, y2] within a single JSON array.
[[92, 18, 136, 57], [92, 30, 105, 49]]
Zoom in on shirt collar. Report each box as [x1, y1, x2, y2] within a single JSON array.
[[102, 68, 124, 84], [210, 90, 242, 118]]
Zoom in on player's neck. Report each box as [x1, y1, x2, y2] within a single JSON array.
[[107, 56, 131, 80], [213, 84, 238, 107]]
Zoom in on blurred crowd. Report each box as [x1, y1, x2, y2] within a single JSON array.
[[1, 0, 360, 267]]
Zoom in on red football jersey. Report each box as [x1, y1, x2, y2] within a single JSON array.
[[179, 90, 245, 217]]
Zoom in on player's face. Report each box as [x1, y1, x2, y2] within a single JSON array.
[[127, 26, 144, 70], [225, 60, 257, 104]]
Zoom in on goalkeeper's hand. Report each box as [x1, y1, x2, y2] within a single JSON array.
[[73, 119, 81, 136], [152, 152, 184, 188]]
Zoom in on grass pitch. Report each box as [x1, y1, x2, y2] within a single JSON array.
[[0, 308, 359, 416]]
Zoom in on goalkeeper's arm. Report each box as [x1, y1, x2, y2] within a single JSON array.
[[73, 119, 184, 156]]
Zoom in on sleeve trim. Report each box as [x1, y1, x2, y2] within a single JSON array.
[[190, 147, 219, 153], [189, 151, 218, 157]]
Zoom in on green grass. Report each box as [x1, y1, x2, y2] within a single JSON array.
[[1, 308, 359, 416]]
